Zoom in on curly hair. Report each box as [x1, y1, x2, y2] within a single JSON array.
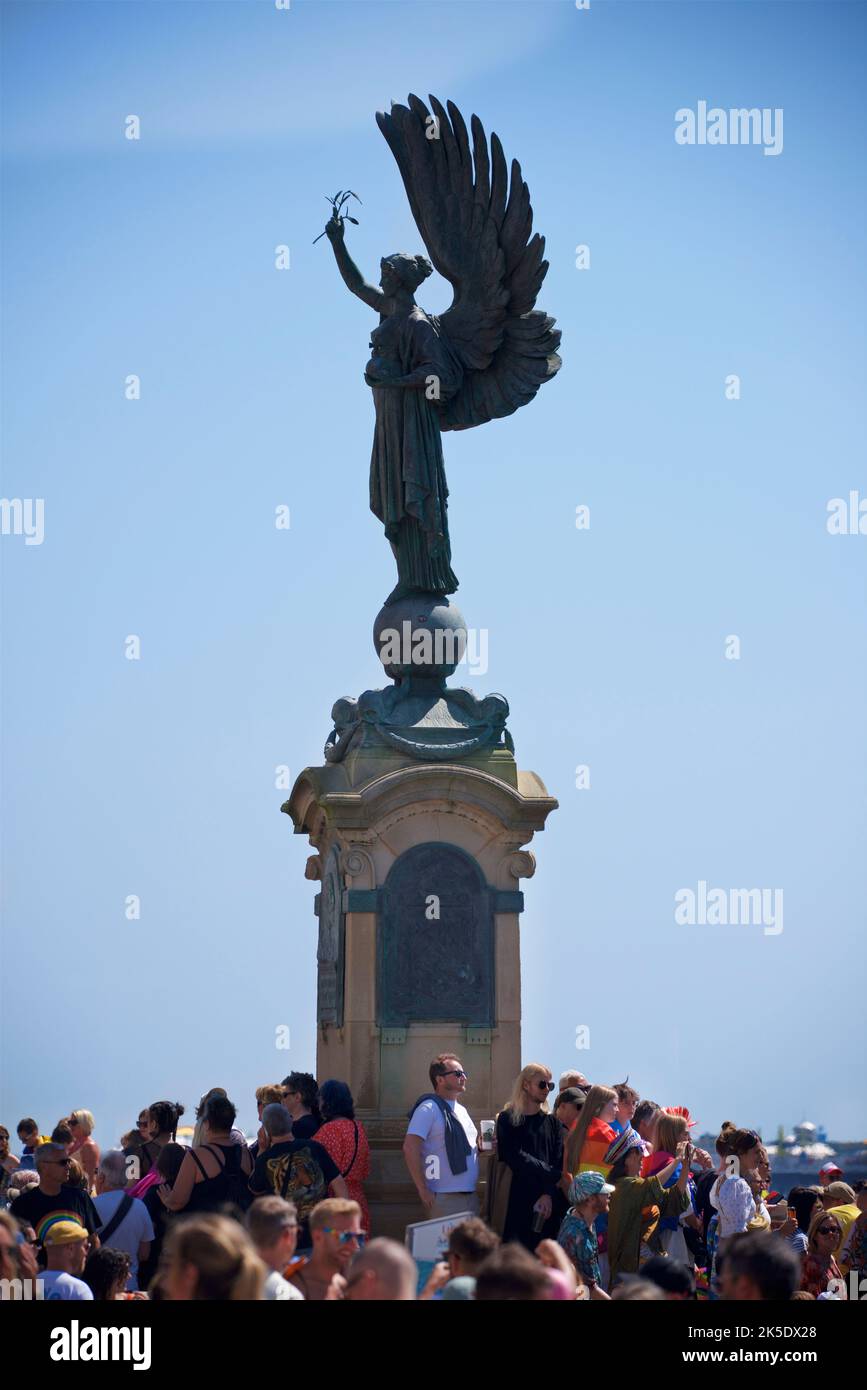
[[382, 252, 433, 291]]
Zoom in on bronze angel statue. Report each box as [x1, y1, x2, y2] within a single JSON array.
[[325, 95, 561, 604]]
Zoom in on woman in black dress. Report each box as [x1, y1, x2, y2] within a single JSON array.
[[495, 1063, 567, 1252]]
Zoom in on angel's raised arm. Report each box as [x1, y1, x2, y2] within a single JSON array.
[[324, 217, 385, 313]]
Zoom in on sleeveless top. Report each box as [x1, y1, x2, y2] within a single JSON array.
[[186, 1143, 252, 1213]]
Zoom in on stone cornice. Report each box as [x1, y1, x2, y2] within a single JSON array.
[[283, 761, 558, 839]]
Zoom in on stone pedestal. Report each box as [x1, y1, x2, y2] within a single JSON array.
[[284, 734, 557, 1239]]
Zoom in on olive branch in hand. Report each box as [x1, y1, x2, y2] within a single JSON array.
[[313, 189, 362, 243]]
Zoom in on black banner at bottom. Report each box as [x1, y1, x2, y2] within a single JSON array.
[[4, 1295, 859, 1376]]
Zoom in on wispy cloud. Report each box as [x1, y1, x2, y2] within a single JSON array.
[[2, 0, 565, 158]]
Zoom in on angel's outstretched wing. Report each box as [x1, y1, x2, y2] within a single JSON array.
[[376, 94, 561, 432]]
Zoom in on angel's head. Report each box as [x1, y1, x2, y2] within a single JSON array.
[[380, 253, 433, 296]]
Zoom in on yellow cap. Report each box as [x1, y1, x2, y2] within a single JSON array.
[[43, 1220, 88, 1247]]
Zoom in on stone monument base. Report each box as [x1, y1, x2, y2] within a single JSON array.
[[285, 732, 557, 1239]]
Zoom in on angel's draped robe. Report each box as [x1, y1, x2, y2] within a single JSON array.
[[368, 306, 463, 596]]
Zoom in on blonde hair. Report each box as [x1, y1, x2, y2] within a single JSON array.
[[654, 1111, 689, 1156], [255, 1084, 284, 1107], [309, 1198, 361, 1234], [70, 1110, 95, 1137], [565, 1085, 617, 1174], [65, 1158, 89, 1191], [503, 1064, 552, 1126], [807, 1207, 841, 1254], [163, 1214, 266, 1300]]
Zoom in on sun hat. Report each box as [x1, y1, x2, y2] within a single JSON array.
[[823, 1181, 855, 1203], [569, 1171, 615, 1204]]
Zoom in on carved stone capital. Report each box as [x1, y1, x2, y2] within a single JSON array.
[[507, 850, 536, 881], [341, 846, 376, 890]]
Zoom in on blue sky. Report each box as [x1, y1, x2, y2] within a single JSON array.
[[2, 0, 865, 1150]]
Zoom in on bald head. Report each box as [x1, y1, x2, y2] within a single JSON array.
[[346, 1238, 417, 1301]]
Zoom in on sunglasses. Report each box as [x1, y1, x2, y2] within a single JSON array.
[[817, 1225, 839, 1236], [441, 1070, 467, 1080], [536, 1080, 555, 1091], [68, 1119, 79, 1127], [321, 1228, 368, 1246]]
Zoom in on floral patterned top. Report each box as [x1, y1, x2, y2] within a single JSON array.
[[557, 1209, 600, 1287], [800, 1253, 845, 1299]]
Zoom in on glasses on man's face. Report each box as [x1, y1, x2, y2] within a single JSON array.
[[537, 1080, 555, 1092], [442, 1070, 467, 1080], [322, 1228, 368, 1247], [50, 1158, 71, 1168]]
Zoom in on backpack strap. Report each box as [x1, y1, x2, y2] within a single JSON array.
[[341, 1123, 360, 1179], [98, 1193, 134, 1244], [279, 1152, 296, 1201], [189, 1148, 212, 1180]]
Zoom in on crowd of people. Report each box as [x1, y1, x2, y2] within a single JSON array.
[[1, 1058, 863, 1302]]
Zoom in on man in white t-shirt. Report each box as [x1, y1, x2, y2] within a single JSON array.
[[39, 1221, 93, 1300], [93, 1150, 154, 1291], [403, 1053, 480, 1219]]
